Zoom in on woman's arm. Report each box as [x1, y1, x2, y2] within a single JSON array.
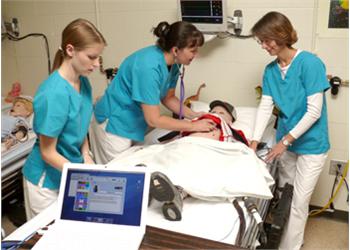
[[161, 89, 202, 119], [141, 103, 215, 132], [250, 95, 274, 151], [81, 136, 94, 164], [265, 92, 323, 163], [39, 135, 69, 171]]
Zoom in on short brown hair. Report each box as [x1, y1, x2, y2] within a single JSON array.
[[251, 11, 298, 48]]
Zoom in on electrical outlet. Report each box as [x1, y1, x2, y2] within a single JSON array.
[[329, 159, 347, 176]]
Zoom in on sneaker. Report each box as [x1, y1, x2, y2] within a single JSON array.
[[150, 171, 178, 202], [150, 172, 183, 221]]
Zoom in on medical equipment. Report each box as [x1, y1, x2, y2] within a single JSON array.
[[1, 97, 36, 229], [179, 66, 185, 119], [178, 0, 228, 33], [329, 76, 342, 95], [243, 197, 267, 245], [261, 183, 293, 249]]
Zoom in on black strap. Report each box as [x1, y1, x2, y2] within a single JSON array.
[[157, 131, 180, 142], [230, 128, 249, 146]]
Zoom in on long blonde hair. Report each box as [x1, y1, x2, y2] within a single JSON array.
[[51, 18, 107, 72]]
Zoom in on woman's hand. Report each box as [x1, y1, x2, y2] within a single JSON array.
[[189, 111, 206, 119], [249, 140, 259, 152], [83, 152, 95, 164], [265, 141, 287, 163], [190, 118, 216, 132]]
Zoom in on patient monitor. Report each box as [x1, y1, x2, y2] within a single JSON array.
[[178, 0, 228, 33]]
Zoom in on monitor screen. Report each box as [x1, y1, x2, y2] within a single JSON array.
[[60, 169, 146, 226], [178, 0, 227, 32]]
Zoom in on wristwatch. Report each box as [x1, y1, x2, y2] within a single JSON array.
[[282, 137, 291, 146]]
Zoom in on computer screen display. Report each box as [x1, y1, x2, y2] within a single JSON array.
[[178, 0, 227, 32], [60, 169, 145, 226]]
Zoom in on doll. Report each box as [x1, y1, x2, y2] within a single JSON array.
[[2, 96, 33, 149], [4, 82, 22, 103]]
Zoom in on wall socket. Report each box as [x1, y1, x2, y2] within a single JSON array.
[[329, 159, 347, 176]]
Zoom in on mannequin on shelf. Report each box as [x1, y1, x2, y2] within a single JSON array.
[[2, 96, 33, 149], [5, 81, 22, 103]]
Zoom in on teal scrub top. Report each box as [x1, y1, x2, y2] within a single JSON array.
[[262, 51, 330, 154], [22, 71, 93, 189], [94, 45, 180, 142]]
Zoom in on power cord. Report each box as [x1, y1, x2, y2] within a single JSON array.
[[309, 161, 349, 216], [336, 167, 349, 203], [217, 31, 253, 39], [2, 32, 51, 75]]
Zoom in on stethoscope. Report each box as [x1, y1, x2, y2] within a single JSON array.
[[179, 66, 185, 120], [175, 63, 185, 120]]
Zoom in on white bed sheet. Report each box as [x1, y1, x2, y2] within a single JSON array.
[[148, 198, 250, 245], [130, 105, 277, 247], [86, 102, 275, 247]]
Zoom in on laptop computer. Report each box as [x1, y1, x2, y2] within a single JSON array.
[[33, 163, 150, 250]]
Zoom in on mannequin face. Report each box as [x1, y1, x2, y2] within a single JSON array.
[[173, 46, 199, 65], [210, 106, 233, 125], [10, 101, 32, 117]]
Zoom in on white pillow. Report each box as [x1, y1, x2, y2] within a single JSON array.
[[232, 107, 258, 140], [190, 100, 210, 113]]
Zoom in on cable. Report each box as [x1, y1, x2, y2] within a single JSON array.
[[336, 168, 349, 203], [218, 211, 239, 242], [309, 161, 349, 216], [217, 31, 253, 39], [3, 32, 51, 75], [329, 171, 339, 210]]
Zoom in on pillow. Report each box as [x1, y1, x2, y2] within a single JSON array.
[[190, 100, 210, 113]]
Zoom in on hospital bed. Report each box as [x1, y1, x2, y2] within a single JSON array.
[[2, 103, 287, 249], [106, 102, 284, 249], [1, 97, 36, 227]]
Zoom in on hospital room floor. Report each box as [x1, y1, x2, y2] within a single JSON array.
[[1, 214, 348, 249]]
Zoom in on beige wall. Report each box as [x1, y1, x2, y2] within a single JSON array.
[[2, 0, 349, 211]]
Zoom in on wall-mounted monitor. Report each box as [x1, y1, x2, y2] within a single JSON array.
[[178, 0, 227, 33]]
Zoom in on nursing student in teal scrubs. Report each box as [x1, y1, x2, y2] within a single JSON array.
[[22, 19, 106, 220], [249, 12, 330, 250], [90, 21, 216, 164]]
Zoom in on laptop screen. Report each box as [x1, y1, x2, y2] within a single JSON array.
[[60, 168, 146, 226]]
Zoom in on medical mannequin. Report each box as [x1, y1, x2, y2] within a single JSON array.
[[249, 12, 330, 250], [1, 96, 33, 149], [150, 100, 248, 221], [90, 21, 216, 164], [22, 19, 106, 220]]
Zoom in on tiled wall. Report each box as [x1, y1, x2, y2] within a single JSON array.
[[2, 0, 349, 211]]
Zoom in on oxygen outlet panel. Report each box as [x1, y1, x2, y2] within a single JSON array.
[[329, 159, 347, 176]]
